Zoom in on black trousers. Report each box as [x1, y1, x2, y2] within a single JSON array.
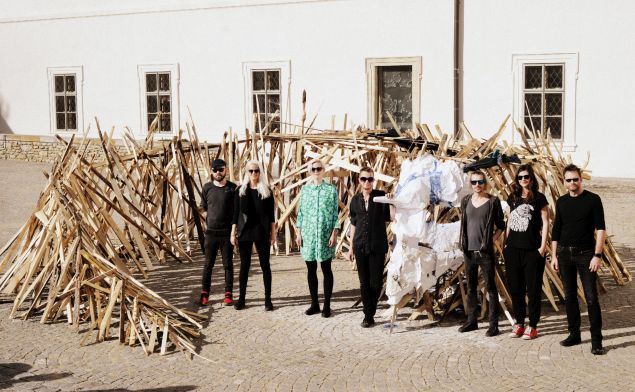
[[355, 251, 385, 318], [503, 247, 545, 328], [557, 246, 603, 345], [464, 251, 499, 326], [306, 259, 333, 308], [238, 239, 272, 303], [202, 234, 234, 293]]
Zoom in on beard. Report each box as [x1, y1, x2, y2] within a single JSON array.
[[213, 173, 226, 181]]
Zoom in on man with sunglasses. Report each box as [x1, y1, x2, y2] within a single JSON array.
[[347, 167, 394, 327], [199, 159, 237, 307], [458, 170, 505, 337], [551, 164, 607, 355]]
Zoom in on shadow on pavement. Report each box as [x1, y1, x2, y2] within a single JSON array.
[[0, 362, 72, 389]]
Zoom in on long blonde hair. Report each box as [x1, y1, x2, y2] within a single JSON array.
[[239, 160, 271, 199]]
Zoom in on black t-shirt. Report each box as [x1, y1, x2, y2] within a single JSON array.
[[200, 181, 237, 235], [552, 190, 605, 248], [506, 192, 548, 249]]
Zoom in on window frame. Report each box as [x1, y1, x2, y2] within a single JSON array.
[[512, 53, 578, 152], [137, 64, 180, 137], [47, 66, 83, 134], [366, 57, 422, 131], [243, 61, 291, 134]]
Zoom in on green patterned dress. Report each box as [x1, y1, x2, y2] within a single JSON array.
[[296, 181, 340, 262]]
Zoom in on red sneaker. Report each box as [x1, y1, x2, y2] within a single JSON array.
[[522, 326, 538, 340], [200, 291, 209, 306], [223, 292, 233, 306], [509, 324, 525, 338]]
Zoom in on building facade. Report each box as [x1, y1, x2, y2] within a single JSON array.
[[0, 0, 633, 176]]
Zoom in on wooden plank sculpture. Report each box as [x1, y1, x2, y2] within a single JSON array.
[[0, 96, 631, 358]]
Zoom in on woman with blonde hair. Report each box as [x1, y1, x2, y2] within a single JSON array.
[[295, 159, 340, 317], [231, 160, 276, 311]]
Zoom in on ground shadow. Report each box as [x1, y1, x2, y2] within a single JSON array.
[[0, 362, 72, 389]]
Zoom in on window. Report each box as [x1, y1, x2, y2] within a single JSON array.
[[251, 69, 280, 132], [138, 64, 179, 135], [145, 72, 172, 133], [48, 66, 83, 133], [523, 64, 564, 139], [242, 61, 290, 133], [512, 53, 578, 152], [366, 57, 421, 131]]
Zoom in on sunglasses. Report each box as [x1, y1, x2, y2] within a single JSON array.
[[565, 178, 580, 183], [311, 167, 324, 172], [470, 180, 486, 185], [212, 167, 225, 173], [248, 169, 260, 174], [517, 174, 530, 180], [360, 177, 374, 183]]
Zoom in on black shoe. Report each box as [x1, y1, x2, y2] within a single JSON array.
[[591, 346, 606, 355], [559, 334, 581, 347], [458, 322, 478, 333], [485, 326, 499, 337], [305, 304, 320, 315], [234, 301, 245, 310], [321, 307, 332, 318], [264, 301, 274, 312]]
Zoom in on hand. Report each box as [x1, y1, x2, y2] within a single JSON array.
[[347, 250, 355, 262], [270, 232, 277, 246], [230, 233, 237, 246], [328, 232, 337, 248], [295, 232, 302, 248], [589, 256, 602, 272], [550, 255, 558, 272], [538, 246, 546, 257], [386, 193, 394, 199]]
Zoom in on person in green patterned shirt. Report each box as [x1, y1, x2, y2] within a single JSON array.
[[295, 159, 340, 318]]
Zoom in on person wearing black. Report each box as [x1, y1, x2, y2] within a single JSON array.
[[504, 164, 549, 340], [199, 159, 237, 307], [458, 170, 505, 337], [231, 160, 276, 311], [346, 167, 394, 328], [551, 164, 607, 355]]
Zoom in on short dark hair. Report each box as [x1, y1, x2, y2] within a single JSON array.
[[563, 164, 582, 178], [469, 170, 486, 181], [359, 166, 374, 175]]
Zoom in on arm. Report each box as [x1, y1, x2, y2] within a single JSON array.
[[347, 197, 357, 261], [492, 198, 505, 242], [551, 201, 562, 271], [538, 206, 549, 256], [328, 187, 340, 247], [231, 191, 239, 246], [295, 188, 303, 248], [589, 196, 607, 272], [267, 193, 276, 245]]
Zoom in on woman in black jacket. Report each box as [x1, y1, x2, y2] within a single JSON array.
[[231, 160, 276, 311]]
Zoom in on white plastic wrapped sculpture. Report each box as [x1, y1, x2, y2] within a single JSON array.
[[374, 154, 465, 307]]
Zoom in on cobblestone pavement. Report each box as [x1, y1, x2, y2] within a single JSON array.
[[1, 160, 635, 391]]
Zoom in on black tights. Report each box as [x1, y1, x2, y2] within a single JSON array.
[[238, 240, 272, 303], [306, 259, 333, 309]]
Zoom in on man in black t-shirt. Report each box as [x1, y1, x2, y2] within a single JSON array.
[[551, 164, 607, 355], [199, 159, 237, 306]]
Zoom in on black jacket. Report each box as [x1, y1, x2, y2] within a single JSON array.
[[349, 189, 391, 254], [459, 194, 505, 254], [233, 186, 275, 239]]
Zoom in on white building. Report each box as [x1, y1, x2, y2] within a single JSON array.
[[0, 0, 633, 177]]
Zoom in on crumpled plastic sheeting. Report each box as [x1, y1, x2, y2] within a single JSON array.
[[375, 154, 465, 305]]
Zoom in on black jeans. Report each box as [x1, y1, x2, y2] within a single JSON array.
[[306, 259, 334, 309], [464, 251, 499, 326], [503, 247, 545, 328], [202, 234, 234, 293], [355, 251, 384, 318], [237, 239, 272, 303], [557, 246, 603, 345]]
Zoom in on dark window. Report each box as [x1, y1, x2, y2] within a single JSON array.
[[252, 69, 280, 133], [53, 74, 77, 131], [523, 64, 564, 139], [146, 72, 172, 133], [377, 65, 413, 131]]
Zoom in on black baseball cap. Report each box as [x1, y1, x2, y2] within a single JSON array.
[[212, 159, 226, 168]]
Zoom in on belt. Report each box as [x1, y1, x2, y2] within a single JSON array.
[[558, 245, 593, 253]]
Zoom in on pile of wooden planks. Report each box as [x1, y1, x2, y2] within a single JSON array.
[[0, 100, 631, 356]]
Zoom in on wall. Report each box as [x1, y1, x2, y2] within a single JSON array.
[[0, 0, 455, 144], [463, 0, 635, 177]]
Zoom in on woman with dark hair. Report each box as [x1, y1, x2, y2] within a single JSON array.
[[231, 160, 276, 311], [504, 164, 549, 340]]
